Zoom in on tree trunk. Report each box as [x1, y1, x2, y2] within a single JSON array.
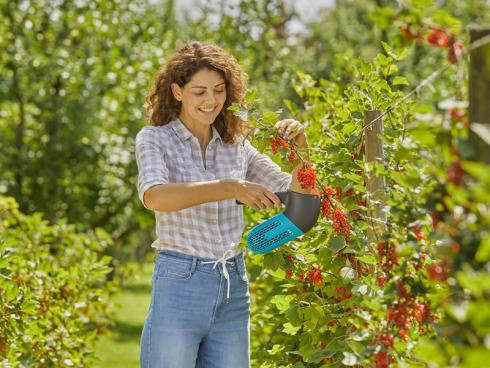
[[469, 25, 490, 163]]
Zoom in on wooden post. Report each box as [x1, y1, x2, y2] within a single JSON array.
[[469, 25, 490, 163], [364, 110, 386, 239]]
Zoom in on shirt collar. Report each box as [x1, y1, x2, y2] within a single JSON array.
[[170, 118, 223, 145]]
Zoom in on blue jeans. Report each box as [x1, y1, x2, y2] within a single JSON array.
[[140, 250, 250, 368]]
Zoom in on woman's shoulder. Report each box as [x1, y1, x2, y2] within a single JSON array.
[[233, 136, 255, 152], [136, 124, 172, 142]]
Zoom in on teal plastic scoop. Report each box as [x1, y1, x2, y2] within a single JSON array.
[[237, 191, 321, 254]]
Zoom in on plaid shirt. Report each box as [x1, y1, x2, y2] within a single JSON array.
[[135, 118, 292, 259]]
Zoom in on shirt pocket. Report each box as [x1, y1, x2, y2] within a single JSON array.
[[229, 168, 245, 180]]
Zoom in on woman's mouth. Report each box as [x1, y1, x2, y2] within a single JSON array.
[[198, 106, 216, 113]]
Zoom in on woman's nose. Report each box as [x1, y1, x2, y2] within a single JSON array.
[[205, 91, 217, 103]]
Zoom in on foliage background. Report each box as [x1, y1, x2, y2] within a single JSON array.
[[1, 0, 489, 366]]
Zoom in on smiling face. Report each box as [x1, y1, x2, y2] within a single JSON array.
[[171, 68, 227, 130]]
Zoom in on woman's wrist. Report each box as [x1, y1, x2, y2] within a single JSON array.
[[221, 178, 239, 199]]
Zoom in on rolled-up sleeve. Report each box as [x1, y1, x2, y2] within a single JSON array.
[[244, 139, 291, 193], [135, 127, 169, 209]]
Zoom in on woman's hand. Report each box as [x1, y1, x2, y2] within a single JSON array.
[[274, 119, 308, 149], [232, 179, 283, 211]]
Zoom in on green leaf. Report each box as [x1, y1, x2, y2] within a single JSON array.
[[368, 7, 394, 29], [327, 236, 346, 253], [269, 344, 285, 354], [245, 88, 258, 105], [261, 111, 280, 125], [285, 306, 302, 325], [357, 255, 377, 265], [283, 322, 301, 335], [283, 99, 300, 115], [227, 103, 241, 112], [263, 252, 285, 270], [381, 41, 392, 55], [456, 268, 490, 298], [310, 231, 330, 248], [271, 294, 295, 313], [476, 234, 490, 262], [21, 301, 38, 315], [393, 76, 409, 86], [292, 363, 306, 368], [267, 268, 286, 279]]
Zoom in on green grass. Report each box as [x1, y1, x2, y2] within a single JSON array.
[[93, 263, 153, 368]]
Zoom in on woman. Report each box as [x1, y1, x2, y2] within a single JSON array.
[[135, 41, 310, 368]]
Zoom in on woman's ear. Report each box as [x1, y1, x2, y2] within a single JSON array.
[[170, 83, 182, 102]]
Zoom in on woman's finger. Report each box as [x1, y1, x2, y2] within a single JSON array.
[[259, 196, 273, 209], [284, 122, 300, 138], [288, 125, 304, 140], [264, 191, 282, 207]]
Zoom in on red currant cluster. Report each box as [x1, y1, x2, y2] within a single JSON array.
[[270, 132, 298, 164], [376, 274, 387, 287], [270, 132, 289, 154], [320, 186, 335, 219], [346, 253, 368, 279], [450, 109, 469, 127], [401, 24, 464, 64], [297, 163, 317, 190], [426, 262, 449, 281], [377, 241, 399, 273], [332, 207, 351, 242], [335, 187, 343, 201], [293, 265, 324, 288], [287, 147, 296, 163], [307, 266, 323, 286], [373, 237, 437, 366], [335, 286, 353, 302], [412, 225, 425, 241], [378, 332, 394, 348], [374, 351, 394, 368], [386, 297, 435, 342], [351, 142, 365, 160], [400, 24, 422, 40], [447, 161, 466, 186], [426, 27, 451, 47]]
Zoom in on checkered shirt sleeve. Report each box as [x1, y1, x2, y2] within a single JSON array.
[[243, 139, 292, 193], [135, 127, 169, 209]]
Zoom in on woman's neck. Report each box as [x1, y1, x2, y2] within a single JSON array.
[[178, 115, 212, 148]]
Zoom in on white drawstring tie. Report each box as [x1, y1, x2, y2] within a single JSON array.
[[202, 250, 235, 303]]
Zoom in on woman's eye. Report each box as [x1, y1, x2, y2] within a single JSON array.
[[193, 89, 224, 96]]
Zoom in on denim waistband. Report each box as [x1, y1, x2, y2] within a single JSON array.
[[156, 249, 245, 274]]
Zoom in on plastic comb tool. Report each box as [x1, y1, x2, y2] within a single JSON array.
[[237, 191, 321, 254]]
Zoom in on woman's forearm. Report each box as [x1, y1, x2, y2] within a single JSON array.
[[143, 179, 237, 212]]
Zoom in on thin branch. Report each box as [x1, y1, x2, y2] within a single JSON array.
[[361, 33, 490, 134]]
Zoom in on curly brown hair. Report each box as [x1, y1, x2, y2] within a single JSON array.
[[145, 41, 250, 143]]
